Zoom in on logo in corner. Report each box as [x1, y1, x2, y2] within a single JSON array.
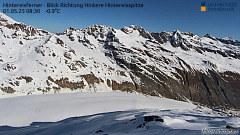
[[201, 2, 206, 11], [200, 1, 237, 12]]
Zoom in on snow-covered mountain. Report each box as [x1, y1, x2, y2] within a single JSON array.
[[0, 12, 240, 109]]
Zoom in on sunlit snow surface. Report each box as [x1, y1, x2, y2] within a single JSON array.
[[0, 91, 239, 135]]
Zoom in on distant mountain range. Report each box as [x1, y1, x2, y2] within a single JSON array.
[[0, 12, 240, 109]]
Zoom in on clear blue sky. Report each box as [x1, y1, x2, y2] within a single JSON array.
[[1, 0, 240, 40]]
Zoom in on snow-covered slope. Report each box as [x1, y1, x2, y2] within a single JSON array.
[[0, 91, 196, 127], [0, 91, 239, 135], [0, 12, 240, 109]]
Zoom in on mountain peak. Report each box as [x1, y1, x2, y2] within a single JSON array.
[[122, 25, 153, 39], [90, 24, 110, 28], [128, 25, 144, 30], [0, 12, 17, 24], [222, 37, 233, 40], [204, 33, 217, 40], [221, 37, 239, 42], [174, 30, 182, 33], [172, 30, 183, 35]]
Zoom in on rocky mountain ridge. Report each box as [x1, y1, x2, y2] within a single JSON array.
[[0, 12, 240, 109]]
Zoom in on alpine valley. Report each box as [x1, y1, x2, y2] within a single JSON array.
[[0, 12, 240, 110]]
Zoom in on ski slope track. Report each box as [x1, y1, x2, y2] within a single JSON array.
[[0, 12, 240, 110]]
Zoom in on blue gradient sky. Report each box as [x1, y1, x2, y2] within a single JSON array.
[[1, 0, 240, 40]]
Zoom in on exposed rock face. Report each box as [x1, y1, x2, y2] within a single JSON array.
[[151, 31, 170, 44], [104, 34, 240, 108], [111, 80, 136, 92], [172, 70, 240, 108], [170, 30, 190, 50], [100, 26, 240, 109], [1, 87, 15, 93], [0, 12, 240, 109], [48, 76, 84, 90]]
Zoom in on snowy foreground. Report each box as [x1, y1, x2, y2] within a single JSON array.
[[0, 91, 239, 135]]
